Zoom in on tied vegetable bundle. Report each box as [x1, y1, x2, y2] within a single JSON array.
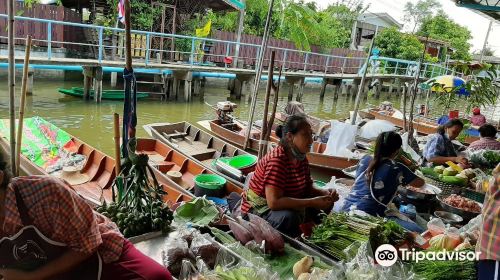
[[308, 213, 409, 260], [412, 253, 476, 280], [97, 138, 173, 237]]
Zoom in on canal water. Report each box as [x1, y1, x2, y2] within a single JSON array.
[[1, 78, 439, 157]]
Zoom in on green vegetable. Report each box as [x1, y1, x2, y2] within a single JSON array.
[[412, 253, 476, 280], [440, 175, 467, 187], [96, 138, 173, 237]]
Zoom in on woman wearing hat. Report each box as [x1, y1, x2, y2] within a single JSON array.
[[0, 153, 172, 280], [471, 107, 487, 127]]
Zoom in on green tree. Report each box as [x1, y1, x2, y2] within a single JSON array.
[[403, 0, 442, 33], [374, 27, 424, 61], [417, 12, 472, 61]]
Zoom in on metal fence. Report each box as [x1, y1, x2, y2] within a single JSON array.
[[0, 14, 461, 79]]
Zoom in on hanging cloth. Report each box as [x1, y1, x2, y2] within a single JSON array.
[[122, 67, 137, 157]]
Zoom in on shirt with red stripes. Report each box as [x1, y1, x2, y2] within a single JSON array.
[[241, 145, 312, 213]]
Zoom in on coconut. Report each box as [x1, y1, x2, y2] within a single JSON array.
[[434, 166, 446, 174]]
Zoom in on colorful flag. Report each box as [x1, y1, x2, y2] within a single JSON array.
[[118, 0, 125, 24], [196, 20, 212, 37]]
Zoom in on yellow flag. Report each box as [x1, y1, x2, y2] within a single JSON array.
[[196, 20, 212, 37]]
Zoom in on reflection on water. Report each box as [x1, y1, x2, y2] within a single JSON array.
[[1, 79, 434, 155]]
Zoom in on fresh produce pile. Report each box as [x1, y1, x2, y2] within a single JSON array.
[[412, 253, 476, 280], [308, 213, 409, 261], [227, 213, 285, 255], [421, 165, 476, 187], [443, 194, 482, 213], [162, 229, 221, 277], [97, 138, 173, 237], [470, 150, 500, 169], [406, 186, 432, 194], [211, 227, 331, 280]]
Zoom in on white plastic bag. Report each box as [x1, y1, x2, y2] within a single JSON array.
[[358, 120, 396, 140], [323, 120, 358, 158], [401, 132, 423, 164], [323, 177, 352, 213]]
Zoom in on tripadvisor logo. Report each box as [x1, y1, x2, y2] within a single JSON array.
[[375, 244, 481, 267]]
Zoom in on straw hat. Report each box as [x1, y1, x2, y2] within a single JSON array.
[[58, 166, 90, 185]]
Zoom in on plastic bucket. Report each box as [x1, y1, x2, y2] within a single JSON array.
[[193, 174, 226, 197]]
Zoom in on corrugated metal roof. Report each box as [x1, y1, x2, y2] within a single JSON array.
[[455, 0, 500, 22]]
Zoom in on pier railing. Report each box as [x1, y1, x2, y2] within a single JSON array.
[[0, 14, 461, 79]]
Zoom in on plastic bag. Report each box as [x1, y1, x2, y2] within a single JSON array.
[[161, 238, 195, 278], [427, 217, 446, 236], [401, 132, 423, 164], [190, 234, 220, 269], [322, 177, 352, 213], [359, 120, 396, 140], [428, 226, 461, 250], [323, 120, 358, 158]]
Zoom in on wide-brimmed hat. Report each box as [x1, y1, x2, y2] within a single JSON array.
[[58, 166, 90, 185]]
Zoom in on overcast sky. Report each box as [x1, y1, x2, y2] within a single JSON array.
[[308, 0, 500, 57]]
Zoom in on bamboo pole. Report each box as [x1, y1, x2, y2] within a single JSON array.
[[263, 65, 283, 155], [408, 38, 429, 140], [8, 0, 16, 176], [243, 0, 275, 150], [113, 113, 121, 175], [15, 36, 32, 176], [258, 51, 276, 159]]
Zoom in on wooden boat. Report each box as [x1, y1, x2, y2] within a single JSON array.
[[368, 109, 480, 144], [208, 120, 360, 174], [58, 87, 150, 100], [209, 119, 280, 152], [369, 108, 438, 135], [135, 137, 244, 196], [0, 119, 189, 207]]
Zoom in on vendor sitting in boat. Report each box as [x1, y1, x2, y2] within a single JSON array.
[[423, 119, 468, 165], [240, 115, 339, 236], [342, 131, 426, 233], [0, 153, 171, 280], [467, 124, 500, 152]]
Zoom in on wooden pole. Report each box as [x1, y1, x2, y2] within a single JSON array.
[[258, 51, 276, 159], [15, 36, 32, 176], [243, 0, 275, 150], [113, 113, 121, 175], [8, 0, 16, 176], [408, 38, 429, 139], [263, 65, 283, 155], [351, 34, 375, 125], [124, 0, 132, 71]]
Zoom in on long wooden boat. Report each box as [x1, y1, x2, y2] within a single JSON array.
[[136, 137, 244, 196], [0, 118, 190, 207], [369, 109, 480, 144], [208, 120, 360, 173], [209, 119, 280, 152], [369, 108, 438, 135], [58, 87, 150, 100]]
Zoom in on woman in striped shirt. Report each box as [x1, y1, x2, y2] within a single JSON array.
[[241, 115, 339, 236]]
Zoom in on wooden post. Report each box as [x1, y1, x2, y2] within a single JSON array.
[[125, 0, 132, 72], [8, 0, 16, 175], [288, 82, 294, 101], [351, 34, 376, 125], [319, 79, 328, 100], [113, 113, 121, 175], [27, 68, 34, 95], [258, 51, 276, 159], [15, 36, 32, 176], [263, 66, 283, 155], [296, 78, 305, 102], [243, 0, 276, 150]]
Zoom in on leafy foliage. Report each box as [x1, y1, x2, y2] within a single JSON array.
[[102, 0, 162, 31], [403, 0, 442, 33], [417, 12, 472, 61], [374, 27, 424, 61]]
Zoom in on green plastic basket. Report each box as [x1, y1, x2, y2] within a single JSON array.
[[193, 174, 226, 190], [227, 155, 258, 169]]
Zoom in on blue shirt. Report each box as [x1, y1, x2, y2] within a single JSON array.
[[423, 133, 457, 161], [342, 155, 417, 216]]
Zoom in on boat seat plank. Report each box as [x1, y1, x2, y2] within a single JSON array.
[[164, 131, 188, 139]]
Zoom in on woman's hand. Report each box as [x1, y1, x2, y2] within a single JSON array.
[[327, 189, 339, 202], [455, 156, 468, 165], [0, 269, 36, 280], [311, 196, 334, 211]]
